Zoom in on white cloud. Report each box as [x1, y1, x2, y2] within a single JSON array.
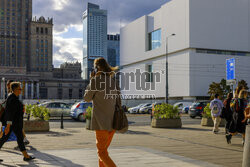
[[52, 0, 70, 11], [53, 36, 82, 67]]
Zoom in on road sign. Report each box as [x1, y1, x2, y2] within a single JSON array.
[[226, 58, 235, 80]]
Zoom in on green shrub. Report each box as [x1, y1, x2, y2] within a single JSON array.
[[84, 106, 92, 120], [25, 104, 50, 121], [153, 103, 180, 119], [202, 103, 211, 118]]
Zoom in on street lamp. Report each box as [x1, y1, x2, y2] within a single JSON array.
[[166, 33, 176, 104]]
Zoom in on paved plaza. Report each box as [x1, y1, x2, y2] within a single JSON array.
[[0, 122, 244, 167]]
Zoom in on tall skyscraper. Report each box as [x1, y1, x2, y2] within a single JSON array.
[[0, 0, 32, 67], [107, 34, 120, 67], [82, 3, 107, 80]]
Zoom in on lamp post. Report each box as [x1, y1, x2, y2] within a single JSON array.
[[165, 33, 176, 104]]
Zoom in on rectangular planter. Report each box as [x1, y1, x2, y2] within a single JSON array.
[[151, 118, 182, 128], [24, 120, 50, 132], [86, 119, 91, 130], [201, 117, 226, 127]]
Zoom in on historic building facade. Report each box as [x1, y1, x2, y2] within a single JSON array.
[[0, 0, 87, 100]]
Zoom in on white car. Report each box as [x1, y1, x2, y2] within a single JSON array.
[[128, 104, 147, 114], [173, 102, 193, 114]]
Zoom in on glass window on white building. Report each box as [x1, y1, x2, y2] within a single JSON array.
[[148, 29, 161, 51]]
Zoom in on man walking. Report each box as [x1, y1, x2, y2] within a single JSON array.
[[210, 94, 224, 134]]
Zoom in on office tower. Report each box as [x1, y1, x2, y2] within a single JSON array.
[[82, 2, 107, 80], [0, 0, 32, 67], [107, 34, 120, 67]]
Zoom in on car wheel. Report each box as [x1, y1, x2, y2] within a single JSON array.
[[148, 109, 152, 114], [137, 110, 140, 114], [190, 116, 196, 119], [78, 114, 85, 122]]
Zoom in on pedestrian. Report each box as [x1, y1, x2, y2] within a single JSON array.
[[209, 94, 224, 134], [0, 82, 35, 161], [84, 57, 118, 167], [223, 93, 233, 134], [226, 89, 248, 145], [0, 80, 30, 147]]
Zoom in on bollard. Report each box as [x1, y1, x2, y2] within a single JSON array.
[[242, 124, 250, 167], [60, 112, 64, 129]]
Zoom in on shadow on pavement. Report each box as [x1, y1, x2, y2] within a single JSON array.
[[180, 127, 211, 132], [16, 145, 84, 167], [124, 130, 151, 135], [26, 131, 73, 137]]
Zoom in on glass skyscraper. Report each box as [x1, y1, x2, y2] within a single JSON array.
[[107, 34, 120, 67], [82, 3, 107, 80]]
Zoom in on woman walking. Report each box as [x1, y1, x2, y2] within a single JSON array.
[[0, 82, 35, 161], [84, 57, 118, 167], [226, 89, 248, 145], [223, 93, 233, 134]]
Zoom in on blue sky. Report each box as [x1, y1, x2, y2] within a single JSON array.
[[33, 0, 169, 67]]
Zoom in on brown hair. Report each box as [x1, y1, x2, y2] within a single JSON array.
[[239, 89, 248, 99], [94, 57, 118, 76], [234, 85, 243, 98], [10, 82, 21, 92]]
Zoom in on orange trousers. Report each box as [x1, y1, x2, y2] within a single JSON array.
[[95, 130, 116, 167]]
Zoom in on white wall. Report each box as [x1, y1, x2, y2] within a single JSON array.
[[120, 0, 189, 67], [168, 50, 190, 97], [189, 50, 250, 97], [120, 56, 166, 98], [189, 0, 250, 52]]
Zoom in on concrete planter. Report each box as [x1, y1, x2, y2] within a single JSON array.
[[23, 120, 49, 132], [201, 117, 226, 127], [86, 119, 91, 130], [151, 118, 182, 128]]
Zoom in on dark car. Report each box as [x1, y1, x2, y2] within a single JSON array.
[[189, 101, 208, 118]]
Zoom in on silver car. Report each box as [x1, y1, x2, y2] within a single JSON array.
[[38, 102, 71, 117], [70, 102, 92, 121]]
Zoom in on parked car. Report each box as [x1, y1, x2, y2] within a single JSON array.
[[189, 101, 208, 118], [70, 102, 92, 122], [128, 104, 147, 114], [173, 102, 193, 114], [139, 103, 152, 114], [38, 102, 71, 117]]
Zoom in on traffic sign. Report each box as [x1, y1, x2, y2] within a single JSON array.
[[226, 58, 235, 80]]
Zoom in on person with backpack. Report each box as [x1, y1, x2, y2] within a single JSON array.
[[210, 94, 224, 134], [226, 89, 248, 145]]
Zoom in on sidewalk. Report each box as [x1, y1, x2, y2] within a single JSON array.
[[0, 147, 221, 167], [0, 125, 243, 167]]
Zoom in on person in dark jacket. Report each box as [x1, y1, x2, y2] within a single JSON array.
[[226, 89, 248, 145], [223, 93, 233, 134], [0, 82, 35, 161]]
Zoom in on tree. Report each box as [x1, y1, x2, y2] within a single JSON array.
[[208, 79, 232, 100], [238, 80, 249, 90]]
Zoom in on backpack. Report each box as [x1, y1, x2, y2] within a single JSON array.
[[211, 101, 219, 115]]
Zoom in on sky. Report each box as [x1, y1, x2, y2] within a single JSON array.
[[33, 0, 169, 67]]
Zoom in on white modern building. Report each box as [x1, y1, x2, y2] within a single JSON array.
[[82, 3, 108, 80], [120, 0, 250, 103]]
